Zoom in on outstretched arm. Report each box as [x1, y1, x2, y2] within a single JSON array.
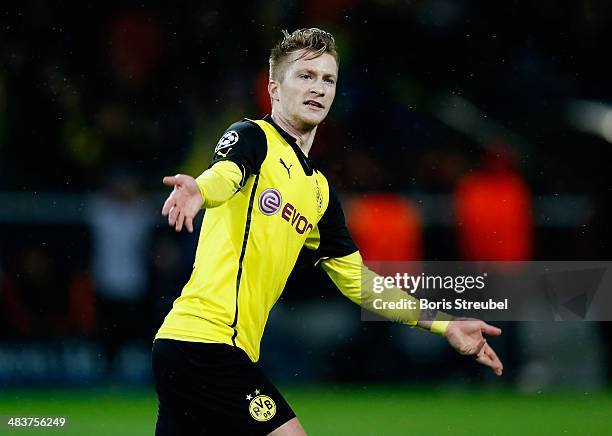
[[319, 251, 421, 325], [319, 251, 503, 376], [161, 160, 243, 232], [161, 120, 267, 232]]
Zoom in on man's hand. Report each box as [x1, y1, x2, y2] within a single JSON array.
[[445, 319, 504, 376], [161, 174, 203, 233]]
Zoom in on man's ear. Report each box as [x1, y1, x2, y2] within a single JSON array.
[[268, 80, 279, 102]]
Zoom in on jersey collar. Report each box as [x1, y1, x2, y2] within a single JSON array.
[[262, 114, 314, 176]]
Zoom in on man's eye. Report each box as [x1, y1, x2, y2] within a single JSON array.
[[325, 78, 335, 84], [300, 74, 311, 80]]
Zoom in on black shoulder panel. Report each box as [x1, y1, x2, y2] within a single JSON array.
[[209, 120, 268, 185]]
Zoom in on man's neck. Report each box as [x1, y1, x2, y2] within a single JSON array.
[[271, 111, 317, 156]]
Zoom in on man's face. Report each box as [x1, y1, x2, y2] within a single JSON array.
[[269, 50, 338, 129]]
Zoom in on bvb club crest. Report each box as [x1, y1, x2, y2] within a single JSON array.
[[315, 180, 323, 215], [247, 390, 276, 422]]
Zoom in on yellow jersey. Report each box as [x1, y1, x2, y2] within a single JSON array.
[[155, 115, 360, 361]]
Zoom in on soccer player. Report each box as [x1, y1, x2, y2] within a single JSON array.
[[153, 28, 503, 435]]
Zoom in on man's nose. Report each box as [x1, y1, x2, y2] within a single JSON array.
[[310, 81, 325, 96]]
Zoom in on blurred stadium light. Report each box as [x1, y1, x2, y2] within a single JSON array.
[[567, 99, 612, 143], [431, 92, 532, 154]]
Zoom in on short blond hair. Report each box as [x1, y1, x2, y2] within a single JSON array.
[[269, 28, 338, 81]]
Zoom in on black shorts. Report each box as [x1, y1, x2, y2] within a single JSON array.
[[152, 339, 295, 435]]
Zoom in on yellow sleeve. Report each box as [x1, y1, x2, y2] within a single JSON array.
[[195, 160, 243, 208], [319, 251, 420, 326]]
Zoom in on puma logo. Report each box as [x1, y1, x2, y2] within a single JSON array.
[[279, 158, 293, 178]]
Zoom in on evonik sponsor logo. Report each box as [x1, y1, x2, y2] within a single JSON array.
[[280, 202, 313, 235], [259, 188, 314, 235]]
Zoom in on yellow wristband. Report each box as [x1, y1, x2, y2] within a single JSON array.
[[430, 320, 450, 336]]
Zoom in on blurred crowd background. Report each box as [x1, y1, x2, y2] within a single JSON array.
[[1, 1, 611, 391]]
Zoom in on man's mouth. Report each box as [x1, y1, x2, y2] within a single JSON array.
[[304, 100, 324, 109]]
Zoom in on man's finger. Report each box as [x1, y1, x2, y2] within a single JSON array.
[[474, 344, 503, 376], [175, 210, 185, 232], [484, 344, 503, 375], [168, 205, 179, 227], [474, 352, 496, 372], [162, 194, 176, 216], [473, 346, 500, 373], [163, 176, 179, 187], [481, 322, 502, 337], [185, 215, 194, 233], [472, 337, 486, 355]]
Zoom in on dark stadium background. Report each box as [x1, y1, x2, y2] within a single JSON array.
[[1, 2, 611, 434]]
